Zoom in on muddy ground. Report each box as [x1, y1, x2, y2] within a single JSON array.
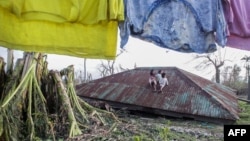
[[68, 110, 224, 141], [67, 95, 250, 141]]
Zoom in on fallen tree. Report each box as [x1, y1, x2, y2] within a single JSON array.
[[0, 52, 118, 140]]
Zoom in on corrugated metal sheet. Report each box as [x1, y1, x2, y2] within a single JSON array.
[[76, 67, 239, 124]]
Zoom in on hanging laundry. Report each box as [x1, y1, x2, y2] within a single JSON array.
[[119, 0, 227, 53], [223, 0, 250, 51], [0, 0, 124, 59]]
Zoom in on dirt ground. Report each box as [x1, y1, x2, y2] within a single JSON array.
[[69, 96, 250, 141], [68, 110, 224, 141], [70, 96, 249, 141], [117, 111, 224, 141]]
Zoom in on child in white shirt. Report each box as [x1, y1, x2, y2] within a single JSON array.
[[158, 72, 168, 93]]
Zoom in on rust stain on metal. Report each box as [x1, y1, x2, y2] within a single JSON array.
[[76, 67, 239, 124]]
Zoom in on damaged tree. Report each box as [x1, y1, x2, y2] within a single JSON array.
[[0, 52, 118, 140], [193, 53, 231, 83]]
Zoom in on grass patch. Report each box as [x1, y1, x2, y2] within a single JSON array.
[[236, 101, 250, 125]]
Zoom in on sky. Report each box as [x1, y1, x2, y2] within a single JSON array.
[[0, 36, 250, 80]]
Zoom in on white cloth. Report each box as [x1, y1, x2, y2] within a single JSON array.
[[159, 77, 168, 87], [155, 73, 162, 82]]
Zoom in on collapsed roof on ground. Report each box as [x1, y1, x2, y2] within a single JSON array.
[[76, 67, 239, 124]]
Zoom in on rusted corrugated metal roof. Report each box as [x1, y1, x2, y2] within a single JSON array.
[[76, 67, 239, 124]]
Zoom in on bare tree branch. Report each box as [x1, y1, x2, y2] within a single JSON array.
[[97, 49, 129, 78], [191, 53, 232, 83]]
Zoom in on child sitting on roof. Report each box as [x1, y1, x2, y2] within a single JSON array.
[[149, 69, 157, 91], [158, 72, 169, 93], [155, 70, 162, 85]]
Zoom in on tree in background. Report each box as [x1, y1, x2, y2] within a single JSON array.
[[221, 64, 244, 88], [97, 60, 117, 77], [0, 57, 6, 97], [97, 50, 127, 77], [193, 53, 230, 83], [241, 55, 250, 82], [74, 58, 92, 84], [221, 64, 247, 95], [74, 69, 92, 84], [241, 55, 250, 100]]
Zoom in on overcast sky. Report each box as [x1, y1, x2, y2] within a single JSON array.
[[1, 36, 250, 80]]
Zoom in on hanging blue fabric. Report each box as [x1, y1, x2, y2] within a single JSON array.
[[119, 0, 227, 53]]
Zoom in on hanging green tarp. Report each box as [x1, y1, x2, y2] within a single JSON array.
[[0, 0, 124, 59]]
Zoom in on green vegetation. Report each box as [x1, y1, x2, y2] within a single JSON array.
[[236, 101, 250, 125], [0, 53, 118, 140]]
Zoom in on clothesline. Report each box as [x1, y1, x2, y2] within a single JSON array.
[[0, 0, 249, 60], [120, 0, 250, 53]]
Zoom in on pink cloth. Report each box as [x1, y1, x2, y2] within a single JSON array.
[[223, 0, 250, 51]]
